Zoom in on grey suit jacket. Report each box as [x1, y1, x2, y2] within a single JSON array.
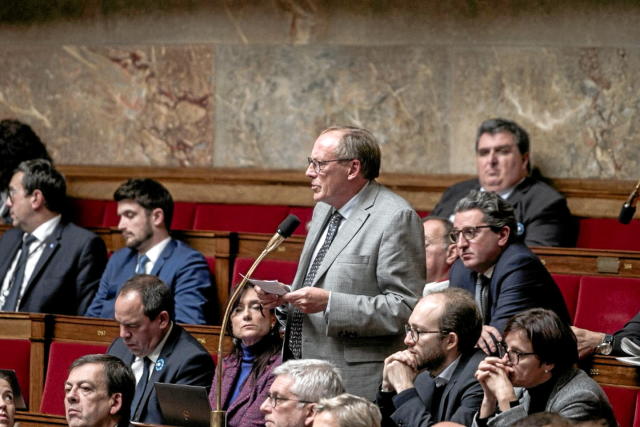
[[476, 368, 617, 427], [286, 181, 426, 400]]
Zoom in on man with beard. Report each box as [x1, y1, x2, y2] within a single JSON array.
[[376, 288, 486, 427], [86, 178, 212, 324]]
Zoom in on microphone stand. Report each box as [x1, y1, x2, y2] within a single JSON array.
[[211, 215, 299, 427]]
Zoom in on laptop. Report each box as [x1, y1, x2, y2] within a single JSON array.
[[0, 369, 26, 410], [155, 383, 212, 427]]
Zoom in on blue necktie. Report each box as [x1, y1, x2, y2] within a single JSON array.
[[135, 254, 149, 275], [3, 234, 37, 311]]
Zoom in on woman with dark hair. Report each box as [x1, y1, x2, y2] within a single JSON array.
[[209, 283, 282, 426], [0, 371, 17, 427], [474, 308, 617, 426]]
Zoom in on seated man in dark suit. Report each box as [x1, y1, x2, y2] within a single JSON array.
[[65, 354, 135, 427], [377, 288, 486, 427], [449, 190, 570, 354], [572, 311, 640, 358], [0, 159, 107, 314], [107, 275, 214, 425], [431, 118, 576, 247], [86, 178, 213, 324]]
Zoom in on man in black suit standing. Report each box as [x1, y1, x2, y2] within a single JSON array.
[[0, 159, 107, 314], [431, 118, 576, 247], [107, 274, 213, 425], [377, 288, 485, 426], [449, 190, 570, 354]]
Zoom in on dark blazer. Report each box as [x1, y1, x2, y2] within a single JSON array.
[[285, 182, 426, 400], [377, 350, 486, 427], [107, 324, 214, 425], [450, 242, 571, 332], [85, 239, 213, 324], [431, 177, 577, 247], [614, 310, 640, 355], [0, 222, 107, 315], [208, 352, 281, 427]]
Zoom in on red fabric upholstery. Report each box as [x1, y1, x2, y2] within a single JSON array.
[[574, 276, 640, 333], [416, 210, 430, 218], [577, 218, 640, 251], [634, 392, 640, 427], [171, 201, 197, 230], [205, 256, 216, 277], [0, 339, 31, 406], [551, 274, 581, 322], [601, 385, 637, 427], [67, 199, 108, 228], [231, 257, 299, 288], [103, 201, 119, 227], [288, 207, 314, 236], [40, 342, 108, 415], [193, 204, 290, 234]]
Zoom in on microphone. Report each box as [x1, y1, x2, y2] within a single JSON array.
[[619, 179, 640, 224], [211, 214, 300, 427]]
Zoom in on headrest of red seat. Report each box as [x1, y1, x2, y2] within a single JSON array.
[[551, 274, 581, 322], [601, 385, 637, 427], [574, 276, 640, 333], [193, 204, 290, 234], [0, 339, 31, 406], [171, 202, 197, 230], [577, 218, 640, 251], [40, 342, 109, 416], [67, 199, 108, 228]]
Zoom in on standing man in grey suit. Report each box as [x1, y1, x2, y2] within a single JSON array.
[[257, 126, 426, 400]]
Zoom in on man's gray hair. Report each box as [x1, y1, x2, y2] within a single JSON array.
[[321, 126, 381, 180], [316, 393, 381, 427], [454, 190, 517, 242], [272, 359, 345, 403]]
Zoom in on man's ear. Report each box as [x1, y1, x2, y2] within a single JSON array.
[[303, 403, 317, 426], [109, 392, 123, 415], [445, 244, 458, 266], [150, 207, 165, 228], [346, 159, 362, 180], [444, 331, 459, 352], [497, 226, 510, 247], [30, 189, 45, 210], [157, 310, 171, 329], [521, 152, 530, 175]]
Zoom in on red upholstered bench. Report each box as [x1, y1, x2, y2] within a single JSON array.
[[577, 218, 640, 251], [0, 339, 31, 407], [601, 385, 637, 427], [194, 204, 290, 234], [171, 201, 197, 230], [551, 274, 581, 322], [231, 257, 299, 288], [103, 200, 119, 227], [40, 342, 109, 416], [67, 199, 109, 228], [573, 276, 640, 333]]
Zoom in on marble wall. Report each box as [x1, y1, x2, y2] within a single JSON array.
[[0, 1, 638, 179]]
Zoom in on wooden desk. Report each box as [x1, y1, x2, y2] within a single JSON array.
[[0, 313, 48, 411], [15, 412, 67, 427], [533, 247, 640, 278], [581, 355, 640, 389]]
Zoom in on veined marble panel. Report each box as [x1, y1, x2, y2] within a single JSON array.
[[449, 46, 640, 180], [214, 45, 449, 175], [0, 45, 214, 167]]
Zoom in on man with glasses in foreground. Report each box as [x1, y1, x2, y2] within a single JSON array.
[[449, 190, 570, 355], [377, 288, 486, 426], [260, 359, 344, 427]]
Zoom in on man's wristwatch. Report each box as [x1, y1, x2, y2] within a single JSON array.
[[595, 334, 614, 355]]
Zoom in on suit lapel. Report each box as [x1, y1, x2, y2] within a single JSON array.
[[20, 224, 62, 305], [150, 239, 176, 276], [310, 183, 378, 286]]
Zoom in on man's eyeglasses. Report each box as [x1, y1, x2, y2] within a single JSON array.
[[265, 392, 314, 408], [497, 342, 537, 365], [307, 157, 353, 174], [404, 324, 444, 342], [449, 225, 495, 243]]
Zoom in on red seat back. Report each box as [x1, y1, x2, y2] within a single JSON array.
[[551, 274, 581, 322], [0, 339, 31, 406], [40, 342, 109, 415], [193, 204, 290, 234], [574, 276, 640, 333], [171, 201, 197, 230], [601, 385, 637, 427], [231, 257, 299, 288], [103, 201, 119, 227], [577, 218, 640, 251], [67, 199, 109, 228]]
